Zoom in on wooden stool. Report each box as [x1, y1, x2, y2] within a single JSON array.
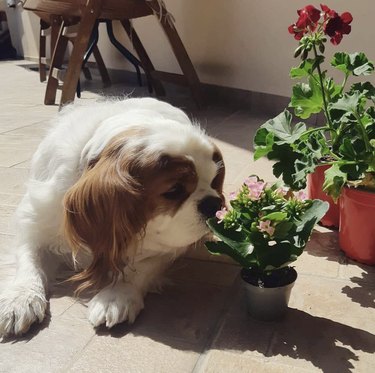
[[24, 0, 203, 108]]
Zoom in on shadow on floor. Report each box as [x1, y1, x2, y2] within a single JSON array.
[[306, 230, 375, 309]]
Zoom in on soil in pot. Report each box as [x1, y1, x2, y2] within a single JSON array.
[[307, 164, 340, 228], [339, 187, 375, 265], [241, 267, 297, 321]]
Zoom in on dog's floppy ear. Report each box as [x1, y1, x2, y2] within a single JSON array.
[[63, 143, 147, 294]]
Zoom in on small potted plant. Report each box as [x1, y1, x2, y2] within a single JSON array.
[[253, 4, 375, 229], [205, 176, 328, 321]]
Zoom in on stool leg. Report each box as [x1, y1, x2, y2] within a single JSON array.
[[121, 19, 165, 96], [60, 0, 102, 107], [44, 19, 68, 105], [150, 2, 204, 106], [39, 20, 49, 82]]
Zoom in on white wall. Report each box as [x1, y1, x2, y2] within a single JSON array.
[[8, 0, 375, 98]]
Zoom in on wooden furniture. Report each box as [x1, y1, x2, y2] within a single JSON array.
[[23, 0, 203, 107], [29, 7, 111, 101]]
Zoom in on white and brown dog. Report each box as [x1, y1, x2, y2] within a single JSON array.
[[0, 98, 225, 337]]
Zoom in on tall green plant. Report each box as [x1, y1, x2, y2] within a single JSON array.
[[253, 4, 375, 199]]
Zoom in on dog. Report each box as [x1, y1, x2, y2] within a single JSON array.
[[0, 97, 225, 337]]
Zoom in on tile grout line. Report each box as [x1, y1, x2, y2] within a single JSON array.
[[191, 272, 241, 373]]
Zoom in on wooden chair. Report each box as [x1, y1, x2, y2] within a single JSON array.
[[28, 6, 111, 102], [23, 0, 203, 107]]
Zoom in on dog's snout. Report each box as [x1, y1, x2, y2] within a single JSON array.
[[198, 196, 223, 219]]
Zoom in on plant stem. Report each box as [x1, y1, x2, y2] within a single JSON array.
[[312, 44, 334, 135], [301, 126, 330, 137], [340, 73, 349, 94]]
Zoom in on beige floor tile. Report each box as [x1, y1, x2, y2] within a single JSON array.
[[3, 121, 51, 139], [67, 334, 199, 373], [0, 147, 34, 167], [0, 309, 95, 373], [0, 167, 29, 194], [0, 204, 16, 235], [294, 230, 342, 279], [0, 193, 23, 206]]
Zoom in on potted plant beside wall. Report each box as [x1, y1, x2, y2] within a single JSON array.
[[254, 4, 374, 228], [205, 176, 328, 321], [253, 4, 375, 264]]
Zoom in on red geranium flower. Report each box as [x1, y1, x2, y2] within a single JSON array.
[[320, 4, 337, 20], [324, 11, 353, 45], [288, 5, 321, 40]]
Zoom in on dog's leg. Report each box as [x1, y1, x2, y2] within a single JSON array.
[[0, 243, 54, 337], [87, 254, 170, 328]]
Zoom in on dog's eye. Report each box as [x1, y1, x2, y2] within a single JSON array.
[[162, 183, 185, 199]]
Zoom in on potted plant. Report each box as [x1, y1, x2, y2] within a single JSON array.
[[253, 4, 375, 229], [205, 176, 329, 321]]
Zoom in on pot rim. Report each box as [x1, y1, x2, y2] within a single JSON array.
[[240, 267, 297, 289]]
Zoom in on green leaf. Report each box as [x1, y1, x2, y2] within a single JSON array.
[[205, 241, 254, 268], [329, 92, 362, 113], [339, 138, 357, 160], [322, 164, 348, 201], [262, 110, 306, 144], [290, 76, 324, 119], [331, 52, 374, 76], [295, 200, 329, 245], [262, 212, 288, 222], [206, 218, 249, 253], [290, 59, 316, 79], [253, 128, 275, 160], [350, 82, 375, 100], [273, 221, 294, 239]]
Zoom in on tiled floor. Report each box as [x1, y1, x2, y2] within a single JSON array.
[[0, 60, 374, 373]]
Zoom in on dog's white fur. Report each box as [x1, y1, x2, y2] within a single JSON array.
[[0, 98, 223, 337]]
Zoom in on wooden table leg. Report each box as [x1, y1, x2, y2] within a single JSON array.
[[149, 1, 205, 106], [45, 18, 68, 105], [60, 0, 103, 107]]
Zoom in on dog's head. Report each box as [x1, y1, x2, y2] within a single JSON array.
[[63, 120, 225, 292]]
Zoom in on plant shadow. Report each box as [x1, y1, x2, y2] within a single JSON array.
[[306, 230, 375, 309]]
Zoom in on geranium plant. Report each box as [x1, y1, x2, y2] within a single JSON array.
[[253, 4, 375, 200], [205, 176, 328, 286]]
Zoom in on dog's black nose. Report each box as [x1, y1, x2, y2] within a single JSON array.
[[198, 196, 223, 219]]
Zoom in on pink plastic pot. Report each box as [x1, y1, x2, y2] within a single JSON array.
[[307, 164, 340, 228], [339, 187, 375, 265]]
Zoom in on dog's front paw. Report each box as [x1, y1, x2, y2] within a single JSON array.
[[0, 285, 47, 338], [88, 283, 144, 328]]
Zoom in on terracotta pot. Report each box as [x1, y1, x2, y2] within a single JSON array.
[[241, 267, 297, 321], [339, 187, 375, 265], [307, 164, 340, 228]]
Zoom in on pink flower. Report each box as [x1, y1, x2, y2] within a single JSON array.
[[216, 207, 228, 223], [229, 191, 237, 201], [293, 190, 308, 201], [257, 220, 275, 236], [244, 177, 265, 200], [276, 186, 289, 197]]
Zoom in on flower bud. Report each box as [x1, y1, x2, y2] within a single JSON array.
[[319, 43, 325, 53], [294, 46, 303, 58], [301, 49, 309, 60]]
